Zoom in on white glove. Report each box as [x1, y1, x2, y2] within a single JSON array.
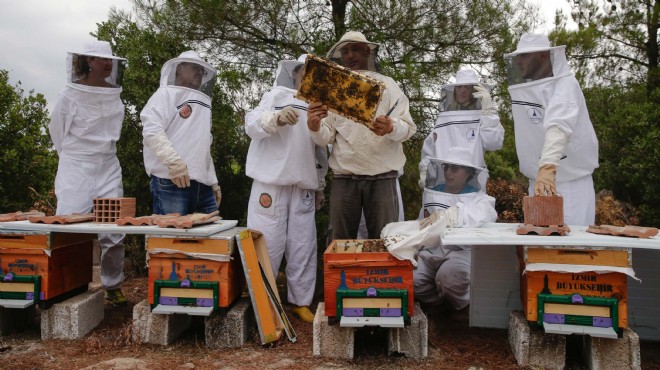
[[275, 106, 299, 126], [212, 183, 222, 207], [168, 159, 190, 188], [315, 190, 325, 211], [144, 132, 182, 169], [419, 206, 459, 229], [540, 125, 569, 166], [418, 167, 427, 190], [473, 85, 495, 116]]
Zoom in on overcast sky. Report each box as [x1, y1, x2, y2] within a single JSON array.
[[0, 0, 570, 114]]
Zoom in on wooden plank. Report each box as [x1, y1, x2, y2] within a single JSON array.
[[160, 287, 213, 299], [342, 297, 402, 309], [236, 230, 283, 344], [0, 282, 34, 292], [525, 247, 630, 267], [544, 303, 611, 317], [146, 237, 231, 254]]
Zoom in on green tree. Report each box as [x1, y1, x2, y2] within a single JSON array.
[[124, 0, 537, 220], [550, 0, 660, 225], [0, 70, 57, 213]]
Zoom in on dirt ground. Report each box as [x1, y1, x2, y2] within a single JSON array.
[[2, 276, 660, 370]]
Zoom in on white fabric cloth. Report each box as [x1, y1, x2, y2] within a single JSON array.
[[245, 57, 324, 306], [308, 71, 416, 176], [507, 48, 598, 182], [414, 248, 471, 309], [49, 85, 123, 155], [419, 110, 503, 171], [247, 181, 317, 306], [528, 175, 595, 226], [141, 52, 217, 186], [245, 86, 322, 190], [49, 81, 126, 290]]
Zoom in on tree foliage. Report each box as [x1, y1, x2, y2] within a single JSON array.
[[550, 0, 660, 225], [121, 0, 536, 219], [0, 70, 57, 213], [552, 0, 659, 95]]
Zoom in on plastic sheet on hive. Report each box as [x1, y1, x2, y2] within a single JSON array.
[[295, 54, 385, 128]]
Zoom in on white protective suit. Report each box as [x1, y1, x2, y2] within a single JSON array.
[[505, 33, 599, 226], [419, 68, 504, 175], [141, 51, 218, 186], [245, 55, 327, 307], [415, 147, 497, 309], [49, 40, 127, 290]]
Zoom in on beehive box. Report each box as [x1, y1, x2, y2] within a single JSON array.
[[0, 232, 94, 303], [93, 197, 136, 223], [519, 245, 630, 330], [323, 239, 414, 318], [146, 231, 244, 309]]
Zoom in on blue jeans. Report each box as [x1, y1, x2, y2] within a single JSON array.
[[150, 176, 217, 215]]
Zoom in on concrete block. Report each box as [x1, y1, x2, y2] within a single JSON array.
[[41, 289, 104, 340], [0, 305, 37, 335], [313, 302, 355, 359], [586, 328, 641, 370], [509, 310, 566, 370], [132, 299, 191, 345], [387, 302, 428, 358], [205, 297, 255, 349]]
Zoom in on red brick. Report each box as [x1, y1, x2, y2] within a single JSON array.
[[0, 211, 45, 222], [587, 224, 659, 239], [523, 195, 564, 226], [154, 211, 221, 229], [93, 197, 136, 223], [516, 224, 571, 236], [28, 213, 95, 224]]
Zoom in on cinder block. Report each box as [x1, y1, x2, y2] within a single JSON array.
[[205, 297, 255, 349], [508, 310, 566, 370], [132, 299, 191, 345], [523, 195, 564, 226], [0, 305, 37, 335], [387, 301, 428, 358], [313, 302, 355, 359], [586, 328, 641, 370], [40, 289, 104, 340]]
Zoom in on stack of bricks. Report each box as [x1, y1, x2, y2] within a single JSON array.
[[517, 196, 570, 236], [93, 198, 136, 223]]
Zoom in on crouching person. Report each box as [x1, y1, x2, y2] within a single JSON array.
[[414, 147, 497, 313]]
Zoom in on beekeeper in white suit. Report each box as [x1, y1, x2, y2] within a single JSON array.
[[245, 55, 327, 323], [418, 68, 504, 189], [49, 40, 128, 306], [414, 147, 497, 311], [141, 51, 222, 215], [505, 33, 598, 226]]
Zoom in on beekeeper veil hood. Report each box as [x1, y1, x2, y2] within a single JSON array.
[[439, 68, 492, 112], [326, 31, 380, 72], [67, 40, 126, 89], [424, 147, 488, 193], [159, 50, 216, 98], [274, 54, 307, 90], [504, 33, 571, 85]]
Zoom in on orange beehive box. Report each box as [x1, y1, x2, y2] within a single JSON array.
[[0, 232, 94, 302], [323, 239, 414, 318], [519, 245, 630, 329], [146, 233, 244, 308]]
